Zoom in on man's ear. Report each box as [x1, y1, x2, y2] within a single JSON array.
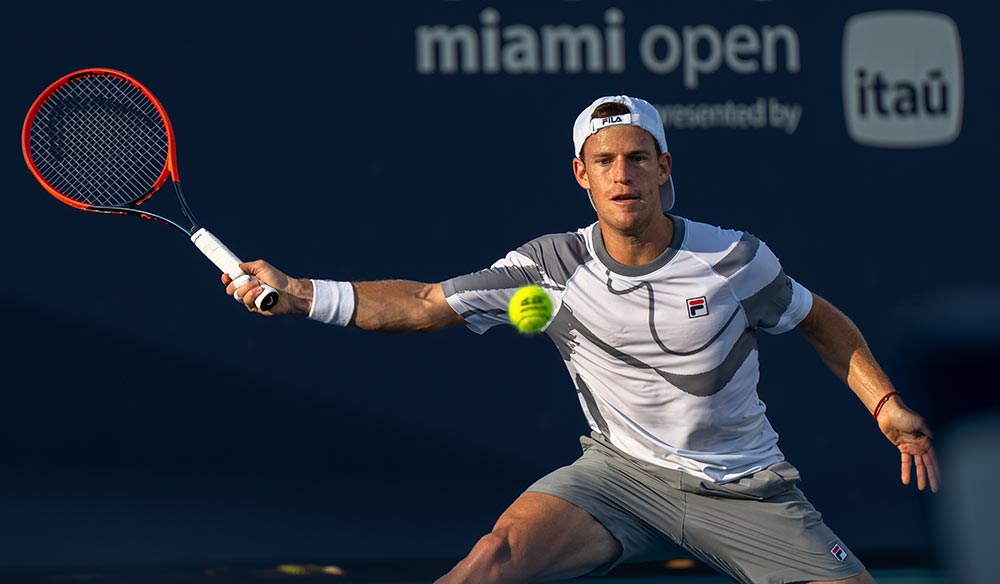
[[659, 152, 672, 186], [573, 157, 590, 190]]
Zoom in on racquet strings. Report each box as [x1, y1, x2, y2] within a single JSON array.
[[28, 73, 169, 207]]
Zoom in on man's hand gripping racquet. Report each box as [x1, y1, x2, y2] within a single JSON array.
[[21, 68, 278, 311]]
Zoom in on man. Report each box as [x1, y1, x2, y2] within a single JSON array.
[[226, 96, 939, 584]]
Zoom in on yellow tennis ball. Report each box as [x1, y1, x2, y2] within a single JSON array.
[[508, 285, 553, 334]]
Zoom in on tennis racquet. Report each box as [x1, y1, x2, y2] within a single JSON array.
[[21, 67, 278, 311]]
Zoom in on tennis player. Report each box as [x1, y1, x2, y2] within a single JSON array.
[[227, 95, 939, 584]]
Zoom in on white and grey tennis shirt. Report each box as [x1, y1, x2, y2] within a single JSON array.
[[441, 215, 813, 483]]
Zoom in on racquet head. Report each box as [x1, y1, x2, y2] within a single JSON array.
[[22, 68, 178, 211]]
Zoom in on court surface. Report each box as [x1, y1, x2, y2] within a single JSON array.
[[0, 563, 950, 583]]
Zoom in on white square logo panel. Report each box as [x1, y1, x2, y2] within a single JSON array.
[[843, 11, 963, 148]]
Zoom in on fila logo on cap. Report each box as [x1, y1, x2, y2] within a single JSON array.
[[686, 296, 709, 319], [829, 543, 848, 561], [591, 113, 632, 132], [842, 11, 963, 148]]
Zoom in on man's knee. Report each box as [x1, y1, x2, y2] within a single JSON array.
[[468, 529, 514, 570], [439, 528, 518, 584], [436, 492, 622, 584]]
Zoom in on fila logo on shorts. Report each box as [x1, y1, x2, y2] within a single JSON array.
[[687, 296, 709, 318], [830, 543, 848, 561]]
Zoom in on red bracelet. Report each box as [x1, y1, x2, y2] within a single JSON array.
[[873, 391, 900, 420]]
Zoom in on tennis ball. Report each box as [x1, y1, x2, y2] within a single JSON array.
[[508, 285, 553, 334]]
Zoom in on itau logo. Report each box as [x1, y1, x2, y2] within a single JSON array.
[[843, 11, 963, 148]]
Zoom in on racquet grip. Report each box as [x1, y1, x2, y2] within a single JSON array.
[[191, 228, 279, 311]]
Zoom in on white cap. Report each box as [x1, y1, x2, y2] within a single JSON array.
[[572, 95, 675, 212]]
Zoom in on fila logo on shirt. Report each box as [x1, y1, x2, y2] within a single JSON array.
[[686, 296, 709, 318], [829, 543, 848, 561]]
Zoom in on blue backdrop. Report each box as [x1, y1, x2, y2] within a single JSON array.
[[2, 0, 996, 572]]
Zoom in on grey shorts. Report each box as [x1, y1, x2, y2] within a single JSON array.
[[526, 434, 866, 584]]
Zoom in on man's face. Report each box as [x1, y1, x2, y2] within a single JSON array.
[[573, 125, 671, 237]]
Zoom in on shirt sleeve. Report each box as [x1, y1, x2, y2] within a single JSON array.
[[440, 249, 544, 335], [440, 231, 588, 335], [722, 234, 813, 335], [761, 275, 813, 334]]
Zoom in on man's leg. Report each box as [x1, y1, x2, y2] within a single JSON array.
[[435, 491, 622, 584]]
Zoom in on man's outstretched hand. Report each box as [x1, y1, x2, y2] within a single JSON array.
[[879, 398, 941, 493]]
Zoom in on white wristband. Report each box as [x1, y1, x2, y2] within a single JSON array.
[[308, 280, 355, 326]]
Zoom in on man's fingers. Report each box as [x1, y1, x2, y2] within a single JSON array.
[[913, 454, 928, 491], [925, 452, 941, 493], [247, 287, 262, 311], [242, 281, 260, 305], [897, 438, 940, 492]]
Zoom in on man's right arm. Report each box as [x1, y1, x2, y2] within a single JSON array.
[[351, 280, 466, 332], [223, 260, 466, 333]]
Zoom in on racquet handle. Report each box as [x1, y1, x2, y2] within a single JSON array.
[[191, 228, 279, 311]]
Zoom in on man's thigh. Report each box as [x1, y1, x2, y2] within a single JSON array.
[[526, 435, 685, 571], [492, 491, 623, 579], [666, 462, 868, 584]]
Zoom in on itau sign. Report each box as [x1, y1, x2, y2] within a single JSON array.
[[842, 11, 963, 148]]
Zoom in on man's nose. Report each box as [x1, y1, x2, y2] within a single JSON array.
[[611, 156, 630, 182]]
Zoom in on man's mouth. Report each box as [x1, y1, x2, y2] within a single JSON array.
[[611, 193, 640, 202]]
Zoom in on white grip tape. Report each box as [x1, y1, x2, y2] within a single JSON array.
[[191, 228, 243, 277], [191, 228, 277, 309]]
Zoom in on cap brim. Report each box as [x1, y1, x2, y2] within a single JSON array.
[[661, 175, 675, 212]]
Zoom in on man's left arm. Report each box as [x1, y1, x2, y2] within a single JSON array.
[[796, 292, 940, 492]]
